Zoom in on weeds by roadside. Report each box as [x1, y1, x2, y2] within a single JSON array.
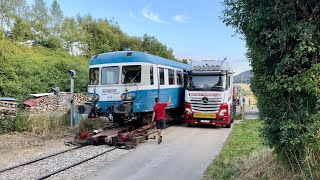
[[75, 118, 108, 134], [202, 120, 317, 180], [0, 112, 70, 138]]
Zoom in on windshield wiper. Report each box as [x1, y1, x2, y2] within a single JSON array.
[[210, 86, 223, 91], [191, 86, 203, 90]]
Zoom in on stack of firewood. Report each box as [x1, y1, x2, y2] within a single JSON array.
[[27, 93, 87, 113]]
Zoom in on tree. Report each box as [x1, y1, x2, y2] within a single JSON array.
[[11, 17, 33, 41], [141, 34, 175, 59], [50, 0, 63, 34], [222, 0, 320, 177], [31, 0, 49, 44], [181, 59, 189, 64], [0, 0, 27, 37]]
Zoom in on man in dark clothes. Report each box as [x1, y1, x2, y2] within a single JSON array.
[[152, 96, 171, 144]]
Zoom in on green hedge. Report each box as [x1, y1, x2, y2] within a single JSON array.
[[222, 0, 320, 177], [0, 39, 88, 101]]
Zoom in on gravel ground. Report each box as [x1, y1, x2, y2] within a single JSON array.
[[0, 145, 129, 180]]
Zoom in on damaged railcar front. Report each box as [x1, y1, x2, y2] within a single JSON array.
[[77, 50, 190, 126]]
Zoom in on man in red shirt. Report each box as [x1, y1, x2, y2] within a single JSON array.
[[152, 96, 171, 144]]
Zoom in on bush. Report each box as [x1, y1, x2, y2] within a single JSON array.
[[0, 112, 70, 138], [0, 112, 29, 133], [0, 39, 89, 101], [222, 0, 320, 177]]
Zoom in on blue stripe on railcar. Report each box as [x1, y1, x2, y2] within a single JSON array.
[[90, 51, 190, 70], [132, 87, 185, 112], [96, 87, 185, 113]]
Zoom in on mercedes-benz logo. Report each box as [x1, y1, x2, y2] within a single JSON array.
[[202, 97, 209, 103]]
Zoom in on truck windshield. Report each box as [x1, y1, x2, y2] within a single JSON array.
[[187, 75, 226, 91]]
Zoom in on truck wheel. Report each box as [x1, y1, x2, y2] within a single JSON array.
[[225, 121, 231, 128]]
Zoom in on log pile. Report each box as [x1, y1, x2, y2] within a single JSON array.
[[25, 93, 87, 113], [0, 100, 18, 119]]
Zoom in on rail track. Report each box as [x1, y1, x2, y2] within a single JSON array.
[[35, 147, 117, 180], [0, 120, 178, 179], [0, 119, 179, 180], [0, 145, 85, 173]]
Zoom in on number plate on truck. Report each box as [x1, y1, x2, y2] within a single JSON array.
[[200, 120, 210, 123], [193, 112, 216, 119]]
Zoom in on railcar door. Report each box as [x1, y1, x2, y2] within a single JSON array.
[[157, 67, 169, 103]]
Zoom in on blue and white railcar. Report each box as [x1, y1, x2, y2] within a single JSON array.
[[86, 50, 190, 124]]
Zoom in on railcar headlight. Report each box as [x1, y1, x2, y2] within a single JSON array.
[[120, 93, 126, 100], [88, 93, 99, 102], [126, 92, 136, 100]]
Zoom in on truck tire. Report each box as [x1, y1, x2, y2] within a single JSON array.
[[225, 121, 231, 128], [231, 103, 236, 123]]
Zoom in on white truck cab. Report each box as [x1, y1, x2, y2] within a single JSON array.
[[184, 59, 236, 128]]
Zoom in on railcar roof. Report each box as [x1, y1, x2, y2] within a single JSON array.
[[89, 51, 191, 69]]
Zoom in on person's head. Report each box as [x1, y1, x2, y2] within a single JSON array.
[[155, 98, 159, 103]]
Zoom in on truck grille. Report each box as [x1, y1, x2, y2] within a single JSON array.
[[190, 97, 222, 113]]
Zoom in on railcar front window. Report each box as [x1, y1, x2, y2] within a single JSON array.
[[122, 65, 141, 84], [187, 75, 226, 91], [101, 66, 119, 84], [89, 68, 99, 85]]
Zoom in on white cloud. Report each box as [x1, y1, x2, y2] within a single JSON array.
[[142, 7, 169, 24], [172, 15, 191, 23]]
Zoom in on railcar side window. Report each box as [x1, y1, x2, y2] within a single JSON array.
[[150, 66, 154, 85], [159, 68, 165, 85], [176, 70, 183, 85], [122, 65, 141, 84], [89, 68, 99, 85], [168, 69, 174, 85], [101, 66, 119, 84]]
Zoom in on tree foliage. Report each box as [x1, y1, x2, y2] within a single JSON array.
[[0, 0, 27, 36], [222, 0, 320, 177], [0, 39, 88, 101], [0, 0, 180, 102], [2, 0, 177, 58]]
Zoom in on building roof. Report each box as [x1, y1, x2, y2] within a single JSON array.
[[0, 97, 17, 101], [24, 96, 46, 107]]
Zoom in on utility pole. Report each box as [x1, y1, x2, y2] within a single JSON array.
[[69, 70, 76, 127]]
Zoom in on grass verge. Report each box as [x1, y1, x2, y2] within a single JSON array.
[[202, 120, 312, 180], [203, 120, 266, 180]]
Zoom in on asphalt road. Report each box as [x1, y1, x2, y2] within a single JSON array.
[[83, 123, 233, 180], [245, 106, 259, 119]]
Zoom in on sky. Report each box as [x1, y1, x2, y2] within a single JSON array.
[[27, 0, 251, 75]]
